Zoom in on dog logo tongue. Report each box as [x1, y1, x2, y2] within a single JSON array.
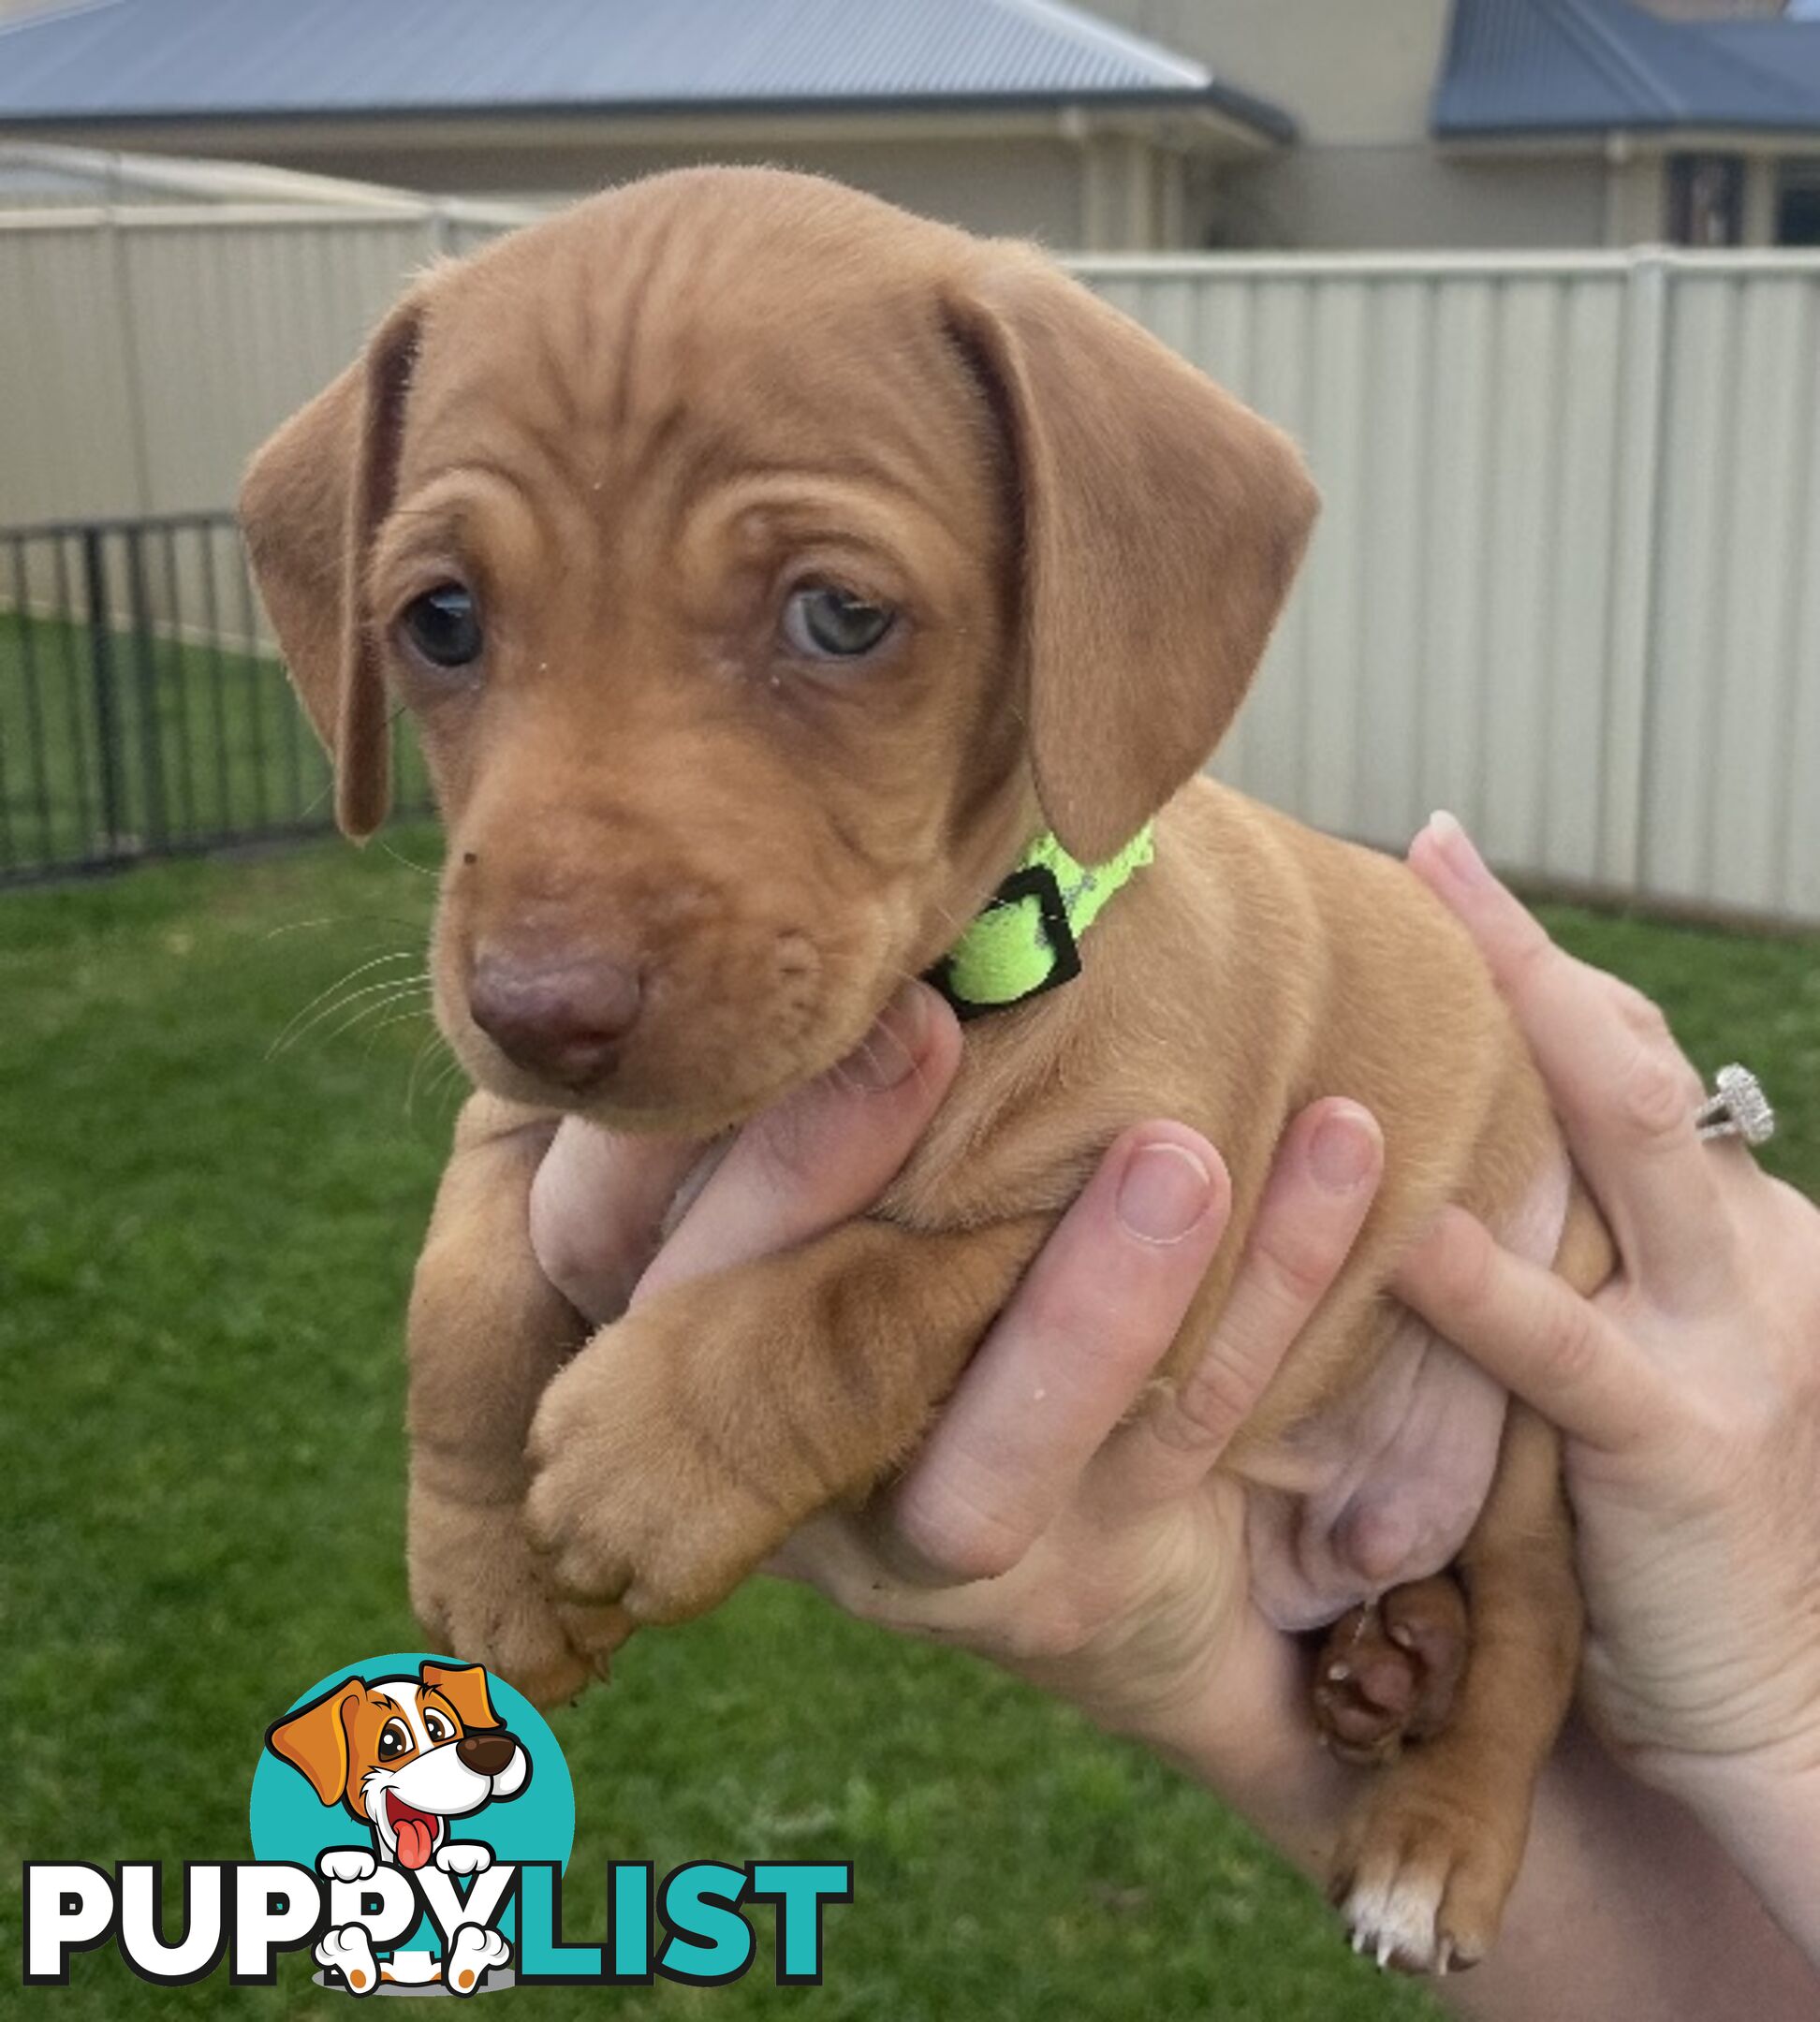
[[388, 1795, 437, 1870]]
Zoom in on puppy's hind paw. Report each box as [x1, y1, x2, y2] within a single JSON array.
[[444, 1925, 511, 1996], [316, 1925, 380, 1996], [1313, 1575, 1468, 1766], [1343, 1873, 1456, 1976], [1330, 1775, 1508, 1976]]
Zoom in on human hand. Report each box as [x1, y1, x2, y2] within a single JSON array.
[[528, 976, 1387, 1755], [528, 981, 963, 1326], [1395, 813, 1820, 1792], [765, 1093, 1385, 1742]]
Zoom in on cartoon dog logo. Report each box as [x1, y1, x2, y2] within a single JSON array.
[[266, 1661, 528, 1995]]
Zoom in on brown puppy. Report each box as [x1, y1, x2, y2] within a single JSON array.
[[242, 168, 1611, 1974]]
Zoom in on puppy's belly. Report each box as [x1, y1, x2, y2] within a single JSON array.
[[1240, 1154, 1570, 1634]]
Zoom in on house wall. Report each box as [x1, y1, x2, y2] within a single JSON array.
[[1106, 0, 1627, 248], [224, 131, 1093, 246], [1210, 143, 1610, 249], [1108, 0, 1453, 149], [11, 120, 1232, 252]]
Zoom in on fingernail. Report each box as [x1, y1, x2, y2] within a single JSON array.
[[1117, 1142, 1212, 1245], [844, 981, 932, 1091], [1310, 1110, 1376, 1192], [1425, 810, 1489, 888]]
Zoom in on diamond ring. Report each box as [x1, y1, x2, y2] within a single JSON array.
[[1694, 1063, 1775, 1148]]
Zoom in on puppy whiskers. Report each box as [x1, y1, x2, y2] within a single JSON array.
[[313, 980, 434, 1051], [268, 950, 426, 1058], [404, 1025, 461, 1127]]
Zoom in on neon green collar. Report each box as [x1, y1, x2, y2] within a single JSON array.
[[926, 825, 1155, 1021]]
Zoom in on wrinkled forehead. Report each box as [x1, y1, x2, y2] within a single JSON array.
[[398, 206, 992, 520]]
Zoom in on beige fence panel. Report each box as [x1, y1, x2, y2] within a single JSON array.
[[3, 212, 1819, 922], [1641, 266, 1820, 923], [1081, 249, 1820, 927], [1079, 255, 1643, 898], [0, 199, 529, 634], [0, 212, 142, 525], [120, 207, 441, 519]]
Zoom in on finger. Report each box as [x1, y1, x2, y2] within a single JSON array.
[[764, 1507, 1058, 1653], [1392, 1205, 1673, 1454], [1096, 1099, 1383, 1511], [1409, 812, 1732, 1313], [631, 981, 961, 1305], [884, 1123, 1230, 1585], [762, 1509, 876, 1593], [528, 1119, 705, 1323]]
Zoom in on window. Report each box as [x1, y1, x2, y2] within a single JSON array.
[[1778, 160, 1820, 245], [1666, 154, 1745, 244]]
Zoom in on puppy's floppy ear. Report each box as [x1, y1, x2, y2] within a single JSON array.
[[419, 1661, 502, 1733], [947, 252, 1319, 862], [265, 1681, 361, 1807], [239, 295, 425, 840]]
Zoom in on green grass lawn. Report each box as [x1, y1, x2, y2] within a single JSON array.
[[2, 834, 1815, 2019]]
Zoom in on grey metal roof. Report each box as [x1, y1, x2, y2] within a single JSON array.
[[1436, 0, 1820, 137], [0, 0, 1295, 139]]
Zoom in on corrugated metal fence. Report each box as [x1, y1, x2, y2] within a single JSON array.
[[1081, 250, 1820, 929], [0, 199, 522, 525], [1, 202, 1815, 922]]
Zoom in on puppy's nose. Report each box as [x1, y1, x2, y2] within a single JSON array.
[[455, 1730, 519, 1777], [468, 949, 640, 1087]]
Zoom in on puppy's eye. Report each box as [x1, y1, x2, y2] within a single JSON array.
[[400, 583, 482, 669], [377, 1719, 412, 1762], [423, 1710, 451, 1744], [782, 584, 895, 662]]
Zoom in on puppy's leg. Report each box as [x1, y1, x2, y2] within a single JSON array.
[[1329, 1401, 1580, 1973], [1308, 1166, 1609, 1770], [409, 1093, 621, 1705], [1314, 1574, 1471, 1766], [523, 1215, 1048, 1625]]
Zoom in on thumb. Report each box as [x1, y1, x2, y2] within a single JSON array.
[[529, 1119, 705, 1323]]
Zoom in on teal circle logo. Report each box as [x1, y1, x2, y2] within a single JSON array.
[[249, 1651, 573, 1993]]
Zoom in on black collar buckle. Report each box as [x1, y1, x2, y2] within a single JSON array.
[[925, 861, 1083, 1023]]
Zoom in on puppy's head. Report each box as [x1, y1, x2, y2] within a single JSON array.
[[242, 168, 1316, 1131], [265, 1661, 528, 1868]]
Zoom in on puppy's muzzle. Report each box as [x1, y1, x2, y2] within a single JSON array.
[[468, 948, 641, 1089], [455, 1730, 520, 1777]]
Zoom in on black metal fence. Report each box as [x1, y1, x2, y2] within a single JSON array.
[[0, 511, 433, 886]]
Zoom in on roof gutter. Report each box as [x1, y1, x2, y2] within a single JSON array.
[[1435, 117, 1820, 146], [0, 81, 1296, 147]]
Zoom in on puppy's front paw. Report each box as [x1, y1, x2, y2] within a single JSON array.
[[318, 1848, 377, 1884], [409, 1473, 629, 1709], [1329, 1765, 1516, 1975], [1314, 1575, 1469, 1766], [524, 1322, 786, 1626], [434, 1840, 492, 1877]]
